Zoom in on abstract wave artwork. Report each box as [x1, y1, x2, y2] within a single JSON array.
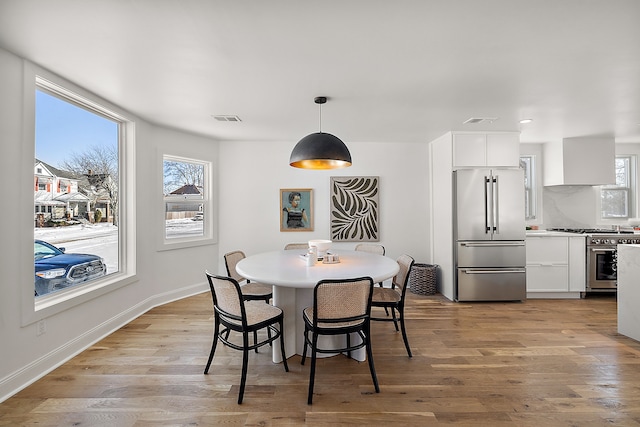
[[330, 176, 379, 241]]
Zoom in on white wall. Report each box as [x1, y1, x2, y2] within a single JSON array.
[[218, 140, 430, 273], [0, 48, 218, 401]]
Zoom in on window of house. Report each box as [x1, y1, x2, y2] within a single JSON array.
[[520, 155, 537, 220], [601, 155, 635, 219], [25, 66, 136, 324], [162, 156, 211, 244]]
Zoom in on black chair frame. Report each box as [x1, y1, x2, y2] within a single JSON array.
[[204, 272, 288, 404], [370, 255, 415, 357], [301, 277, 379, 404]]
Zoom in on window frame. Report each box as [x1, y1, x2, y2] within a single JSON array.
[[519, 148, 542, 225], [158, 153, 216, 251], [520, 155, 537, 221], [21, 62, 137, 326], [599, 155, 636, 222]]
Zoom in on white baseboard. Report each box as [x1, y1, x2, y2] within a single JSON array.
[[0, 282, 208, 403], [526, 291, 583, 299]]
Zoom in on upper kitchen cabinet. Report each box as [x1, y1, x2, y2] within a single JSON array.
[[543, 137, 615, 186], [453, 132, 520, 168]]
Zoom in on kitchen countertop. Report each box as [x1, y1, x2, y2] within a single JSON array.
[[526, 230, 587, 237], [526, 230, 640, 238]]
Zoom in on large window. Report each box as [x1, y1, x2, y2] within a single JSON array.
[[520, 155, 537, 220], [35, 84, 120, 297], [163, 155, 212, 244], [601, 155, 636, 219], [25, 67, 136, 323]]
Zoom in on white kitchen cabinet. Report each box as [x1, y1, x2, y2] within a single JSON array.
[[526, 234, 585, 298], [526, 237, 569, 292], [453, 132, 520, 168], [568, 236, 586, 292]]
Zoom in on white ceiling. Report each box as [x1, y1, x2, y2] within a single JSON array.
[[1, 0, 639, 145]]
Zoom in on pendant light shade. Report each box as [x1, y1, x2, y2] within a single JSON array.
[[289, 97, 352, 169]]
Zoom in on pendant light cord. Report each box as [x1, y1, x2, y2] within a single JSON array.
[[318, 102, 322, 133]]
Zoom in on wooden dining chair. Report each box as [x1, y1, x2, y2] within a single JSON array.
[[224, 250, 273, 303], [370, 254, 415, 357], [204, 271, 288, 404], [301, 276, 379, 404]]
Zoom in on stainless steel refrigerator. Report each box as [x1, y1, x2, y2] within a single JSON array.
[[453, 168, 526, 301]]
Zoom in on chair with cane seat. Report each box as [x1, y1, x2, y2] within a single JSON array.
[[301, 276, 379, 404], [370, 254, 415, 357], [203, 271, 288, 404], [355, 243, 389, 314], [284, 243, 309, 250], [355, 243, 385, 256], [224, 250, 273, 303]]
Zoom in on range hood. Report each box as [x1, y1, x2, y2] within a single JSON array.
[[543, 137, 615, 186]]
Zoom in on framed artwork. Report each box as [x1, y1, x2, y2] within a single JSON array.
[[330, 176, 379, 241], [280, 188, 313, 232]]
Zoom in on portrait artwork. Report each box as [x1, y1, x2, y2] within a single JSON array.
[[280, 188, 313, 232]]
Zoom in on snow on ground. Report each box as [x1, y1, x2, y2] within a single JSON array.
[[33, 220, 203, 274], [34, 222, 118, 245]]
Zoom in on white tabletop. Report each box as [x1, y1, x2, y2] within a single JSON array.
[[237, 250, 399, 288]]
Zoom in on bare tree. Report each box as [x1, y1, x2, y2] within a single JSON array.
[[163, 160, 204, 194], [62, 145, 119, 226]]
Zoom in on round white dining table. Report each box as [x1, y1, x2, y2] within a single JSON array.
[[237, 249, 399, 362]]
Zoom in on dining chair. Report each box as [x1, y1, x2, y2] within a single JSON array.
[[284, 243, 309, 250], [204, 271, 288, 404], [370, 254, 415, 357], [355, 243, 389, 314], [355, 243, 385, 256], [224, 250, 273, 303], [301, 276, 379, 404], [355, 243, 386, 288]]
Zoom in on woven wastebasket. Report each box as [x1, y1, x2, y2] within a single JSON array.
[[409, 263, 438, 295]]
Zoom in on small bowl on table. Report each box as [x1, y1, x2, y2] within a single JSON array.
[[308, 239, 332, 258]]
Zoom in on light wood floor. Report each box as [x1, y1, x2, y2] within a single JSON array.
[[2, 291, 640, 426]]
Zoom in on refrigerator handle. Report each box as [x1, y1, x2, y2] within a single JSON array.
[[461, 268, 526, 274], [492, 175, 499, 233], [460, 241, 525, 247], [484, 176, 491, 233]]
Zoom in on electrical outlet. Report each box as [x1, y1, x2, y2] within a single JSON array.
[[36, 319, 46, 336]]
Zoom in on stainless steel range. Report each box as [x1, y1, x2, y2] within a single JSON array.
[[548, 228, 640, 292]]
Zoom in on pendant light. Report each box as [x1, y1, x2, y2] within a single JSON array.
[[289, 96, 352, 169]]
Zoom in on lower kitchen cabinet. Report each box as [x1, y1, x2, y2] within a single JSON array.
[[526, 234, 585, 298]]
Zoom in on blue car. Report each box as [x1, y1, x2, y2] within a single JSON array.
[[34, 239, 107, 296]]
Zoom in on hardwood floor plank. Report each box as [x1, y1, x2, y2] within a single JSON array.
[[3, 292, 640, 425]]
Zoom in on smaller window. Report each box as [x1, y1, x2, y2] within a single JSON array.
[[601, 156, 635, 219], [163, 156, 211, 243], [520, 155, 537, 220]]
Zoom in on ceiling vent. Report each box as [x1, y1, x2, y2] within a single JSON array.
[[463, 117, 499, 124], [213, 115, 242, 122]]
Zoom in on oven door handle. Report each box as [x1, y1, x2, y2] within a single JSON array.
[[590, 248, 616, 252]]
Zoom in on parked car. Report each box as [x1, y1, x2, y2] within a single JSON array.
[[191, 212, 204, 221], [34, 239, 107, 296]]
